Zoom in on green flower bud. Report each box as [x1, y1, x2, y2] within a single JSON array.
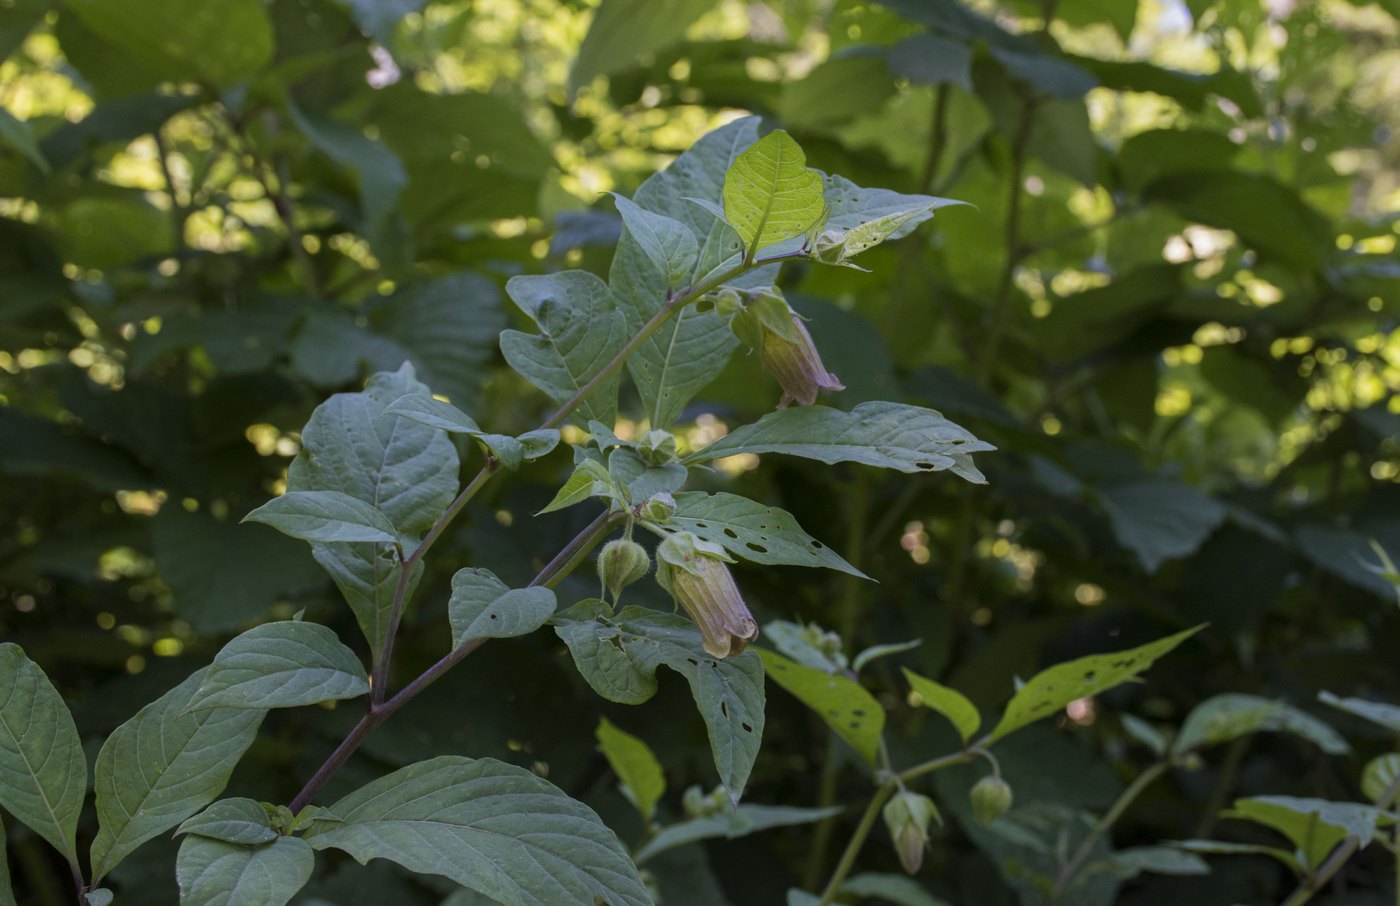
[[639, 491, 677, 523], [639, 429, 678, 465], [597, 539, 650, 602], [1361, 753, 1400, 804], [970, 775, 1014, 826], [712, 288, 745, 320], [882, 791, 939, 875], [656, 532, 758, 659], [681, 783, 728, 818]]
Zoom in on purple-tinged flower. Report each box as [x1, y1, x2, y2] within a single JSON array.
[[655, 532, 758, 659]]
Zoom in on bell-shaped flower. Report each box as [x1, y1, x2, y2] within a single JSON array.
[[729, 290, 843, 407], [655, 532, 758, 658]]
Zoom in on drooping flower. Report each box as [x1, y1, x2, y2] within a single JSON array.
[[655, 532, 758, 659], [970, 774, 1014, 826], [728, 289, 843, 407], [882, 790, 940, 875]]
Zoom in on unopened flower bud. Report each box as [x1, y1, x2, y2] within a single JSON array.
[[970, 775, 1013, 826], [639, 492, 676, 523], [597, 539, 650, 602], [681, 783, 728, 818], [712, 288, 745, 320], [656, 532, 758, 659], [883, 791, 939, 875], [639, 429, 678, 465]]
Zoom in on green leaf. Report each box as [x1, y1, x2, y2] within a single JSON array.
[[764, 621, 846, 674], [62, 0, 273, 88], [188, 622, 370, 711], [1172, 693, 1349, 756], [1169, 839, 1301, 874], [553, 601, 765, 801], [1081, 846, 1210, 881], [447, 569, 557, 649], [306, 755, 653, 905], [176, 799, 279, 846], [812, 176, 966, 265], [1319, 692, 1400, 733], [596, 717, 666, 822], [0, 644, 86, 862], [901, 669, 980, 745], [1363, 754, 1400, 804], [722, 130, 824, 257], [670, 492, 866, 578], [287, 101, 406, 243], [627, 301, 739, 430], [756, 649, 884, 766], [984, 626, 1203, 744], [90, 669, 265, 881], [381, 395, 482, 434], [635, 803, 843, 864], [537, 460, 617, 515], [500, 271, 628, 426], [781, 55, 897, 130], [84, 892, 112, 906], [472, 429, 562, 471], [1097, 480, 1227, 573], [0, 108, 48, 172], [243, 490, 402, 546], [851, 640, 922, 673], [1225, 796, 1396, 871], [841, 873, 952, 906], [613, 195, 699, 291], [286, 364, 458, 654], [888, 34, 974, 90], [568, 0, 720, 97], [684, 402, 994, 484], [176, 836, 314, 906], [0, 815, 14, 906]]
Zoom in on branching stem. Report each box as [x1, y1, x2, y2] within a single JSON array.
[[1051, 760, 1170, 902]]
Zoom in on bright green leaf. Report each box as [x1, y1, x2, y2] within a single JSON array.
[[176, 799, 279, 847], [90, 669, 265, 881], [902, 668, 980, 745], [1172, 693, 1348, 756], [757, 649, 884, 765], [985, 626, 1203, 744], [553, 600, 764, 801], [722, 130, 824, 257], [1225, 796, 1395, 871], [670, 492, 866, 578], [596, 717, 666, 822], [306, 755, 653, 905], [537, 460, 617, 515], [176, 835, 314, 906], [0, 644, 86, 863], [243, 490, 402, 546], [685, 402, 994, 484], [447, 568, 557, 649], [188, 622, 369, 711], [500, 271, 627, 426]]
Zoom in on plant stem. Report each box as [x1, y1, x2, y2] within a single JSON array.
[[287, 509, 617, 811], [1193, 734, 1250, 838], [1051, 760, 1170, 902], [897, 746, 981, 783], [69, 860, 85, 906], [817, 779, 898, 906], [1279, 772, 1400, 906]]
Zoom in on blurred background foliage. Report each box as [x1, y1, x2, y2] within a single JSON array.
[[1, 0, 1398, 902]]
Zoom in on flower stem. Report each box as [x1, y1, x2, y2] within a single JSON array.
[[817, 779, 898, 906], [1051, 760, 1169, 902]]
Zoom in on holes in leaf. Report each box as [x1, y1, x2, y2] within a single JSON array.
[[741, 722, 753, 733], [916, 461, 936, 471], [720, 701, 730, 718], [686, 657, 700, 667], [694, 521, 708, 529], [723, 528, 739, 539], [812, 541, 824, 549], [746, 542, 768, 554]]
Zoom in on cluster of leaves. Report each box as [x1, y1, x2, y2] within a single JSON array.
[[2, 0, 1399, 904]]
